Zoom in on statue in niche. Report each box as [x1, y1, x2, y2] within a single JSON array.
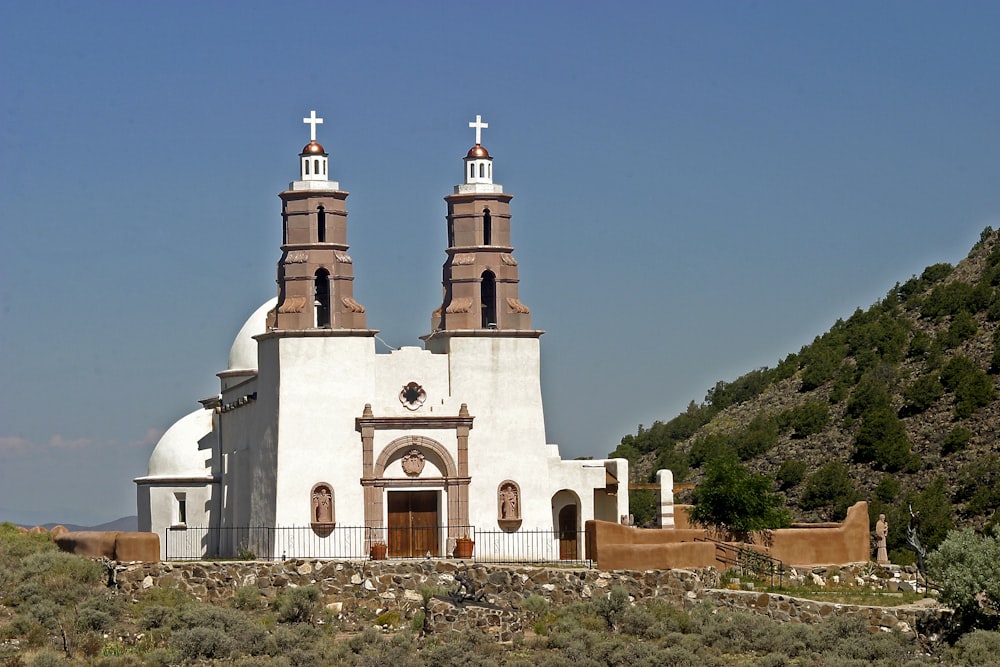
[[312, 485, 333, 524], [401, 449, 426, 477], [499, 482, 519, 520]]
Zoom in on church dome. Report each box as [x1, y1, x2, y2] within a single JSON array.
[[228, 298, 278, 370], [301, 141, 326, 155], [466, 144, 490, 159], [146, 409, 214, 478]]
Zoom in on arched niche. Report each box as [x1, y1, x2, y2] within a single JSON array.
[[374, 436, 457, 479], [311, 483, 335, 537], [497, 480, 522, 531]]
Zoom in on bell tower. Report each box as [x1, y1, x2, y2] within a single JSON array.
[[431, 115, 532, 332], [272, 111, 366, 330]]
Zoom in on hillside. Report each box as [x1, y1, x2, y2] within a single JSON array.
[[613, 227, 1000, 563]]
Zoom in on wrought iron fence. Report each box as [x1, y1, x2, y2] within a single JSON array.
[[164, 525, 590, 566]]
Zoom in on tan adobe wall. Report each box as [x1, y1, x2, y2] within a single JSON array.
[[586, 520, 714, 570], [764, 501, 871, 567], [54, 531, 160, 563], [588, 501, 872, 571]]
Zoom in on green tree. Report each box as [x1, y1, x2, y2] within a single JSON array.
[[853, 403, 915, 472], [778, 400, 829, 438], [927, 528, 1000, 632], [688, 456, 791, 536], [900, 374, 944, 416], [800, 461, 861, 521]]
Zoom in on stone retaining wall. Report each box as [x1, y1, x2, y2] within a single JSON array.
[[115, 560, 948, 639]]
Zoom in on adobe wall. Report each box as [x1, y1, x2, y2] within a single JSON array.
[[586, 520, 713, 570], [54, 531, 160, 563], [764, 502, 871, 567]]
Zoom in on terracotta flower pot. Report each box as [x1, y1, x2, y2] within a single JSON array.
[[454, 539, 474, 559], [370, 543, 388, 560]]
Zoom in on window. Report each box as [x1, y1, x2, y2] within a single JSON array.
[[482, 208, 492, 245], [317, 205, 326, 243], [481, 271, 497, 328], [175, 493, 187, 526], [304, 159, 310, 175], [479, 163, 485, 178], [314, 269, 331, 327]]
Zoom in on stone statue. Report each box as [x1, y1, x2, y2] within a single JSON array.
[[313, 486, 333, 523], [874, 513, 889, 564], [498, 482, 519, 520]]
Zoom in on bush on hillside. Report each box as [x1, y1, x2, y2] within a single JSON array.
[[777, 400, 829, 439], [900, 373, 944, 416], [799, 461, 861, 521], [853, 403, 916, 472], [775, 459, 807, 491]]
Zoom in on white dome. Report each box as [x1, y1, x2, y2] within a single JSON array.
[[228, 298, 277, 370], [147, 409, 214, 478]]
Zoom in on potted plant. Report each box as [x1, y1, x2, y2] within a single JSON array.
[[454, 535, 475, 559], [369, 540, 388, 560]]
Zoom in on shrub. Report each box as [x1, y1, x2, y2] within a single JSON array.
[[853, 404, 914, 472], [906, 330, 933, 359], [172, 626, 236, 660], [900, 374, 943, 416], [734, 413, 778, 459], [942, 426, 972, 455], [943, 310, 979, 348], [799, 461, 860, 521], [593, 586, 630, 631], [232, 585, 263, 611], [777, 401, 829, 439], [274, 586, 320, 624], [927, 528, 1000, 631], [950, 630, 1000, 666], [775, 459, 807, 491]]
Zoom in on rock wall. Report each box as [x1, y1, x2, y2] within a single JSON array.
[[114, 560, 947, 639]]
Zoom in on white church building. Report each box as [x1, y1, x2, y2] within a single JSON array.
[[135, 112, 629, 561]]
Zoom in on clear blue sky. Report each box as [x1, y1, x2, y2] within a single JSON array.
[[2, 1, 998, 526]]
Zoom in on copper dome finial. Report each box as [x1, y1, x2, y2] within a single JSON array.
[[466, 144, 490, 159]]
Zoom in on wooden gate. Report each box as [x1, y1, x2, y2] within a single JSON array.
[[387, 491, 439, 558]]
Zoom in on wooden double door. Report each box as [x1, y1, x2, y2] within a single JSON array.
[[387, 491, 440, 558]]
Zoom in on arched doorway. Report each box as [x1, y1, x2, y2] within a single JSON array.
[[552, 489, 581, 561]]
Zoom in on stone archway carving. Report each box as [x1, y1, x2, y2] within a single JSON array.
[[374, 435, 458, 479]]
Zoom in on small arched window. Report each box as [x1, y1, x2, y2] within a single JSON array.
[[481, 270, 497, 328], [317, 205, 326, 243], [314, 269, 331, 328], [482, 208, 492, 246], [304, 159, 310, 175], [479, 163, 485, 178], [314, 159, 320, 174]]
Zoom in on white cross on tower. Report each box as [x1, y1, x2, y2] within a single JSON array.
[[469, 114, 488, 145], [303, 110, 324, 142]]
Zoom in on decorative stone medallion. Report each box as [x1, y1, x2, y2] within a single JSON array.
[[399, 381, 427, 410], [401, 449, 426, 477]]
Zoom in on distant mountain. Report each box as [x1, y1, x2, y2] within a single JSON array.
[[10, 516, 138, 532], [614, 226, 1000, 564]]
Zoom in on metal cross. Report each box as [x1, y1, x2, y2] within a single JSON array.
[[469, 114, 488, 145], [303, 110, 324, 142]]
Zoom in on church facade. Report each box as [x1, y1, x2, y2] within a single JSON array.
[[135, 113, 628, 561]]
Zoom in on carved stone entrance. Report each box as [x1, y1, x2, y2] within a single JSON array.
[[387, 490, 439, 558]]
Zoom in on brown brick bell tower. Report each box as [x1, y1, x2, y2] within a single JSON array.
[[271, 110, 366, 330], [431, 115, 532, 332]]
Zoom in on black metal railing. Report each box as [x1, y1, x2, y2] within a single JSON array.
[[164, 525, 591, 566], [696, 536, 784, 588]]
